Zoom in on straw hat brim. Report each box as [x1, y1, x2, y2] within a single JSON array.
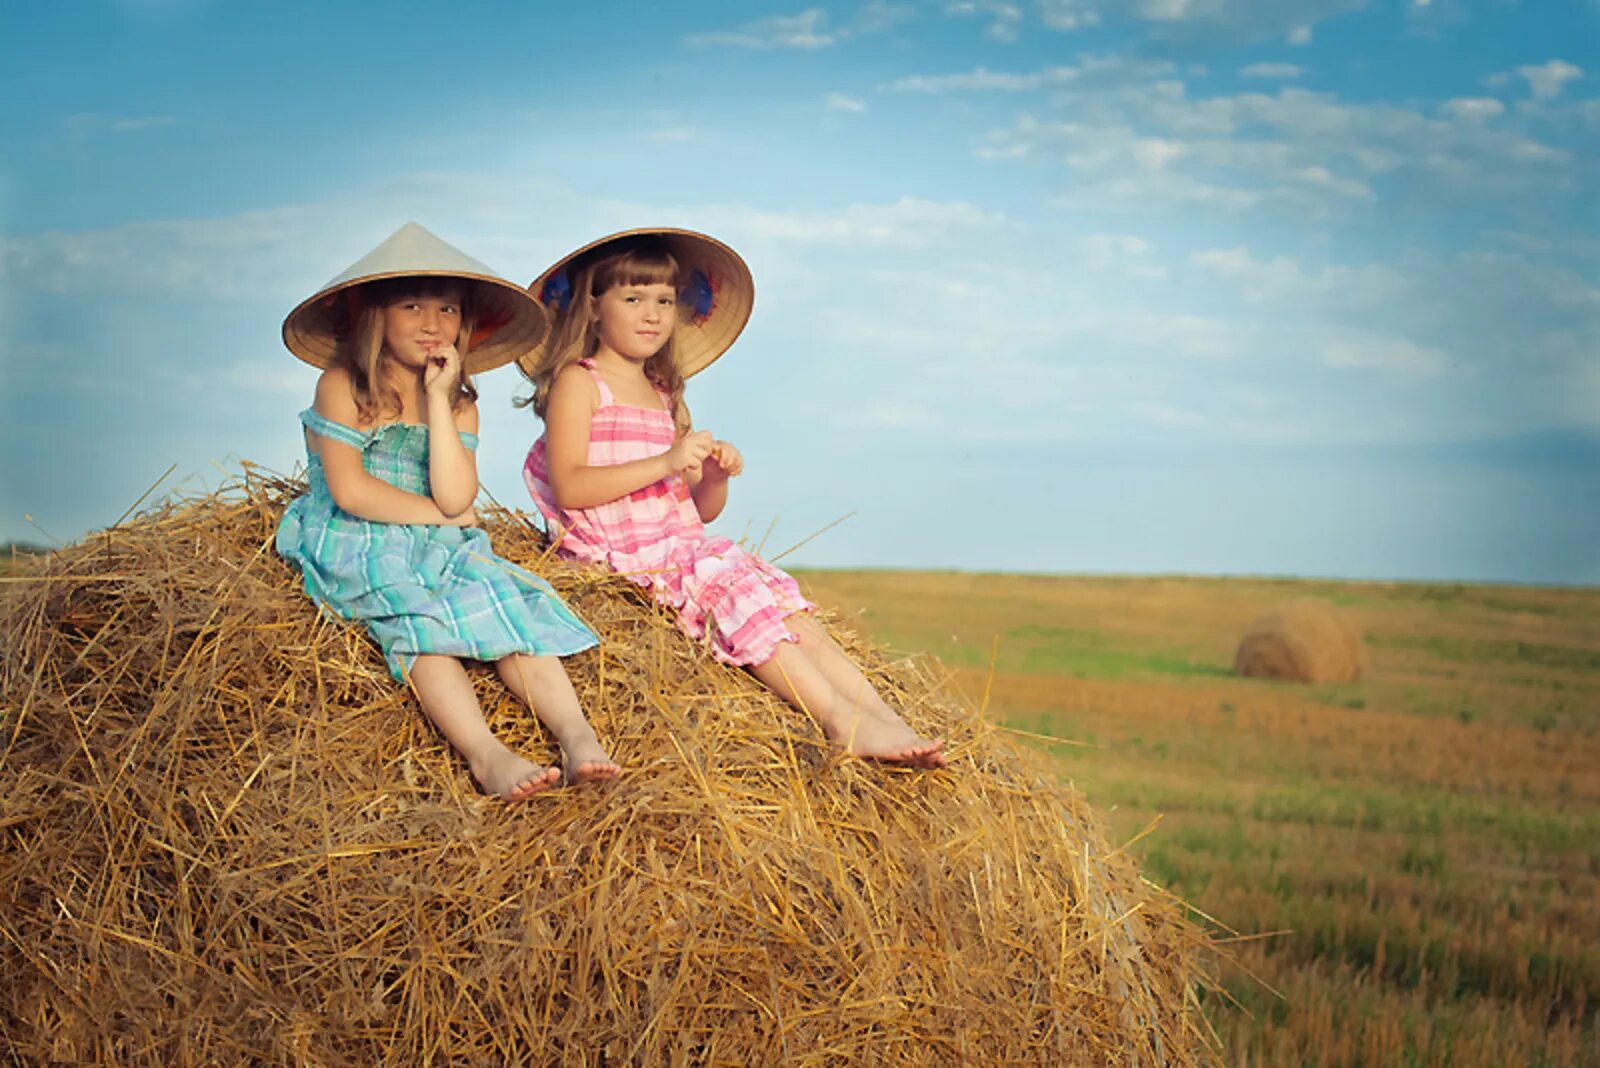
[[520, 228, 753, 378], [282, 223, 547, 375], [283, 272, 547, 375]]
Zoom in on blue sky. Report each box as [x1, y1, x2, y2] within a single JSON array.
[[2, 0, 1596, 583]]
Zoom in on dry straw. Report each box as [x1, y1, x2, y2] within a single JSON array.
[[1, 469, 1215, 1065], [1233, 599, 1366, 684]]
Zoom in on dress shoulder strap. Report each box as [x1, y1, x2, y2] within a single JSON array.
[[300, 407, 478, 450], [299, 408, 368, 448], [577, 358, 615, 408]]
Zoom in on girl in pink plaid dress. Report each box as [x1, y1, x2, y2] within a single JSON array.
[[521, 230, 945, 768]]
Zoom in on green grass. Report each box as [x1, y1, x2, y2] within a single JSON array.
[[1371, 633, 1600, 673], [870, 622, 1232, 681]]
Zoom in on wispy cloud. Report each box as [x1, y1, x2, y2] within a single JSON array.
[[945, 0, 1025, 41], [887, 66, 1078, 92], [1240, 63, 1302, 80], [111, 115, 177, 132], [1441, 97, 1504, 121], [684, 2, 913, 50], [698, 196, 1011, 249], [983, 79, 1582, 220], [1322, 335, 1449, 376], [825, 92, 868, 112], [685, 7, 839, 49], [1038, 0, 1102, 31], [1026, 0, 1368, 42], [886, 54, 1175, 93]]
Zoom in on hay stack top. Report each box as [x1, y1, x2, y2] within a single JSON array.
[[0, 474, 1213, 1065]]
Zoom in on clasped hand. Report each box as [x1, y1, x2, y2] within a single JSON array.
[[666, 430, 743, 481]]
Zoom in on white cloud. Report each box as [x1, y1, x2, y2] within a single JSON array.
[[1130, 401, 1210, 429], [1079, 233, 1155, 258], [1027, 0, 1368, 40], [705, 197, 1010, 248], [1240, 63, 1302, 79], [684, 7, 839, 49], [1074, 233, 1167, 278], [1322, 335, 1448, 376], [839, 400, 939, 429], [1098, 311, 1249, 360], [222, 360, 319, 396], [1039, 0, 1102, 31], [825, 92, 868, 112], [1442, 97, 1504, 121], [983, 81, 1583, 218], [110, 115, 176, 132], [885, 56, 1184, 98], [1517, 59, 1584, 100], [945, 0, 1024, 40], [886, 66, 1079, 92], [1189, 246, 1410, 307], [685, 3, 913, 49]]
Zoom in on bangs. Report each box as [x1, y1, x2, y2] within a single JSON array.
[[594, 247, 679, 293], [360, 276, 469, 308]]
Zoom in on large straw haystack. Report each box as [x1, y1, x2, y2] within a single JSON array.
[[1233, 599, 1365, 684], [1, 470, 1213, 1065]]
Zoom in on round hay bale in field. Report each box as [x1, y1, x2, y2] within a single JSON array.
[[0, 469, 1213, 1065], [1233, 599, 1365, 683]]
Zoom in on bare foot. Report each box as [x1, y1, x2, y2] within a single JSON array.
[[471, 746, 561, 801], [559, 733, 621, 785], [830, 715, 949, 769]]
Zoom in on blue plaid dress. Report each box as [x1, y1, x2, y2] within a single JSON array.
[[276, 408, 597, 681]]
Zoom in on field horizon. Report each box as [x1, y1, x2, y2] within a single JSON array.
[[796, 567, 1599, 1067]]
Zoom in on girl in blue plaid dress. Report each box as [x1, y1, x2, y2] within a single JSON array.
[[276, 223, 618, 800]]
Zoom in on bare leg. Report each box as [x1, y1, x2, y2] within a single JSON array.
[[409, 654, 559, 800], [748, 642, 944, 766], [786, 616, 948, 768], [497, 654, 619, 784], [787, 615, 905, 721]]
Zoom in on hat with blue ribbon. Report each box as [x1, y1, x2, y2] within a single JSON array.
[[523, 227, 753, 378]]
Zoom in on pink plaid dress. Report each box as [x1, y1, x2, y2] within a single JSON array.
[[524, 360, 812, 667]]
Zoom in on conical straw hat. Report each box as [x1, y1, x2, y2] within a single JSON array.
[[520, 228, 753, 378], [282, 222, 547, 374]]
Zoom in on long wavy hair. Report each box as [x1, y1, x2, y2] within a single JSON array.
[[331, 277, 480, 425], [520, 240, 687, 429]]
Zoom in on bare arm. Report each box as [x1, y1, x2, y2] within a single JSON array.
[[692, 443, 743, 522], [680, 402, 740, 523], [543, 365, 713, 510], [312, 369, 468, 526], [423, 345, 477, 518]]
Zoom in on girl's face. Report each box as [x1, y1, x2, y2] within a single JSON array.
[[382, 290, 464, 369], [593, 282, 676, 363]]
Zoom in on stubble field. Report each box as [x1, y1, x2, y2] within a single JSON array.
[[796, 570, 1599, 1067]]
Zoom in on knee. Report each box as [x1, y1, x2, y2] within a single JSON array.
[[500, 653, 561, 686], [786, 614, 821, 647]]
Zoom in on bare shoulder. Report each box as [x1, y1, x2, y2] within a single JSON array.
[[549, 364, 601, 411], [676, 397, 695, 436], [312, 366, 362, 426]]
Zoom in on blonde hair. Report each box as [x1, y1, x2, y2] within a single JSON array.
[[520, 241, 687, 428], [332, 277, 480, 425]]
